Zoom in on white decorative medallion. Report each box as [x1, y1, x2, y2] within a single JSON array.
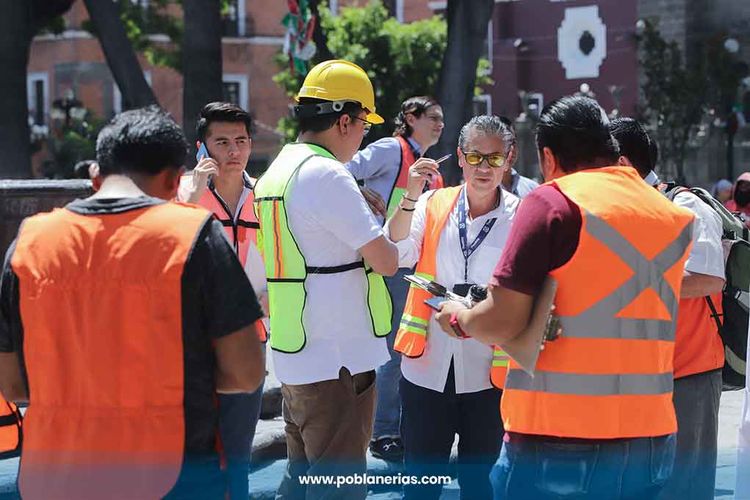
[[557, 5, 607, 79]]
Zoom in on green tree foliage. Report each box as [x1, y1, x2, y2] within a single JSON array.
[[273, 1, 490, 143], [639, 20, 745, 183], [82, 0, 233, 73]]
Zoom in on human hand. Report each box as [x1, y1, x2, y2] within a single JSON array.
[[361, 186, 387, 219], [406, 158, 439, 199], [434, 300, 469, 338], [186, 158, 219, 202], [257, 291, 269, 317]]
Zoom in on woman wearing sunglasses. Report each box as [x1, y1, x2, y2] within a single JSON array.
[[384, 115, 520, 500]]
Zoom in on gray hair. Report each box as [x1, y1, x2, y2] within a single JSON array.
[[458, 115, 516, 154]]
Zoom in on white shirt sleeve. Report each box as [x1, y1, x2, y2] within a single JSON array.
[[306, 161, 384, 251], [384, 191, 430, 268], [673, 191, 725, 279]]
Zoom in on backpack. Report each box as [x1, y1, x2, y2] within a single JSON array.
[[667, 186, 750, 390]]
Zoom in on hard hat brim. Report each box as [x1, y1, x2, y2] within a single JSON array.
[[367, 111, 384, 125]]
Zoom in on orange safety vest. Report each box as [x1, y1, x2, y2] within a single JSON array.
[[501, 167, 694, 439], [12, 202, 211, 499], [673, 295, 725, 379], [393, 186, 510, 388], [197, 180, 267, 342], [386, 136, 444, 217]]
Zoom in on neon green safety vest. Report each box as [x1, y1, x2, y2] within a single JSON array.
[[254, 143, 393, 353]]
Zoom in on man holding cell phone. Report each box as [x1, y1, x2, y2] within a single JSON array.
[[177, 102, 267, 500], [384, 115, 520, 500]]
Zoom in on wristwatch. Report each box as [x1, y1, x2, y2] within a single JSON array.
[[449, 312, 470, 339]]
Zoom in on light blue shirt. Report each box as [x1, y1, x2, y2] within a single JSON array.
[[507, 169, 539, 199], [345, 136, 421, 224]]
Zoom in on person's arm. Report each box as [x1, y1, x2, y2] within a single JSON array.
[[0, 353, 26, 403], [384, 191, 428, 268], [0, 241, 27, 402], [386, 157, 439, 242], [193, 220, 266, 393], [673, 192, 726, 298], [344, 138, 399, 181], [436, 284, 534, 345], [214, 324, 264, 393], [681, 272, 724, 298], [359, 236, 398, 276]]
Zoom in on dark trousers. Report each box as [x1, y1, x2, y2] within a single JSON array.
[[491, 433, 676, 500], [657, 369, 722, 500], [218, 379, 265, 500], [400, 364, 503, 500]]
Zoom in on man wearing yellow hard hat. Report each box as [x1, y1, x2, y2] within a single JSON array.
[[254, 60, 399, 499]]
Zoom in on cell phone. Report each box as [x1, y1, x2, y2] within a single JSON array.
[[424, 297, 444, 312], [196, 143, 209, 162]]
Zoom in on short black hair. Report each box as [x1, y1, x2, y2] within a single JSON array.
[[610, 117, 654, 178], [196, 102, 253, 142], [295, 97, 364, 134], [96, 106, 187, 176], [536, 95, 619, 172], [72, 160, 96, 179], [393, 96, 440, 137]]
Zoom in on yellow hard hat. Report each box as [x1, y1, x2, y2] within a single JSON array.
[[295, 59, 384, 124]]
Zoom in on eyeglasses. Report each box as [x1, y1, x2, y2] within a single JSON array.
[[350, 115, 373, 136], [461, 150, 507, 168]]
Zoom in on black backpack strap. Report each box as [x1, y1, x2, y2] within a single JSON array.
[[705, 295, 723, 334], [665, 185, 689, 202]]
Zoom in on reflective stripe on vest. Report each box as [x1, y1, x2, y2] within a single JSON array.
[[386, 136, 417, 218], [12, 202, 210, 499], [197, 178, 259, 267], [197, 182, 267, 342], [393, 186, 509, 388], [501, 166, 694, 439], [255, 143, 392, 353]]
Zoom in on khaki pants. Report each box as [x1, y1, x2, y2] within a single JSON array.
[[276, 367, 376, 500]]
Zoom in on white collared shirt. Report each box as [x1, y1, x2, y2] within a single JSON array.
[[385, 187, 520, 393]]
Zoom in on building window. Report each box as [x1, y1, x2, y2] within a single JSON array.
[[113, 72, 152, 115], [223, 74, 249, 110], [222, 0, 246, 37], [473, 94, 492, 116], [329, 0, 338, 15], [27, 72, 49, 126]]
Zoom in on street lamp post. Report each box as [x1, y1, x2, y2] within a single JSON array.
[[50, 89, 84, 129]]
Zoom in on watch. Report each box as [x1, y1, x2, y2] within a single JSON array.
[[449, 312, 470, 339]]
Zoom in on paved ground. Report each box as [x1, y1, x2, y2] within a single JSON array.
[[0, 390, 742, 498], [250, 390, 746, 499]]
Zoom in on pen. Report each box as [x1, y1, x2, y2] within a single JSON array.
[[435, 154, 452, 164]]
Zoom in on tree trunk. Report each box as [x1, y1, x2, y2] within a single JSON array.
[[0, 0, 34, 178], [83, 0, 158, 110], [182, 0, 224, 163], [432, 0, 494, 185]]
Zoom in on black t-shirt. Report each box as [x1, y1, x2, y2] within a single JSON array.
[[0, 197, 263, 455]]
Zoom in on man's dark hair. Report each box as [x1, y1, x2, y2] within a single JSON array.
[[393, 96, 440, 137], [536, 95, 619, 172], [295, 97, 364, 134], [72, 160, 96, 179], [610, 117, 654, 178], [96, 106, 187, 176], [196, 102, 253, 142], [458, 115, 516, 155]]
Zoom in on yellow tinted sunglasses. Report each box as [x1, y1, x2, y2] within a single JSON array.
[[461, 150, 507, 168]]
